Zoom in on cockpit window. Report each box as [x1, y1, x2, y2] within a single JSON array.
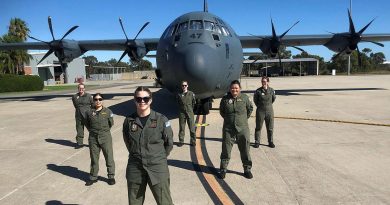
[[204, 21, 216, 31], [177, 22, 188, 33], [215, 25, 222, 34], [163, 24, 178, 38], [189, 20, 203, 30], [221, 26, 231, 37]]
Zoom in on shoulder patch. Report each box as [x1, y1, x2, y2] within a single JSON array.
[[165, 121, 171, 127], [110, 113, 114, 117]]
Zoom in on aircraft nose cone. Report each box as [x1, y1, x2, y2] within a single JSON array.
[[182, 43, 216, 81]]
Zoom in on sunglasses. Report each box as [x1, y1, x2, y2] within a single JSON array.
[[135, 96, 151, 103], [94, 98, 103, 101], [182, 85, 188, 87]]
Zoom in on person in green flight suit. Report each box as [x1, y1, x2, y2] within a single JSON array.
[[253, 76, 276, 148], [84, 93, 116, 186], [123, 86, 174, 205], [176, 81, 196, 147], [219, 80, 254, 179], [71, 83, 94, 149]]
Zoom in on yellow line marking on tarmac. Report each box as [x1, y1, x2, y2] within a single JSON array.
[[195, 115, 234, 205], [274, 116, 390, 127], [195, 123, 210, 127]]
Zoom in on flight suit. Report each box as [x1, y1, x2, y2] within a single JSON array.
[[85, 107, 115, 181], [177, 91, 196, 144], [253, 87, 276, 145], [219, 92, 253, 172], [72, 92, 94, 145], [122, 110, 174, 205]]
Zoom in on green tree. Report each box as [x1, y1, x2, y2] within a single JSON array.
[[0, 18, 31, 74], [130, 59, 153, 71], [8, 18, 30, 41], [371, 52, 385, 65], [83, 55, 98, 66]]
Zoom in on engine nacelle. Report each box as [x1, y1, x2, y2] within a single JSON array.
[[53, 39, 83, 63], [127, 40, 147, 62]]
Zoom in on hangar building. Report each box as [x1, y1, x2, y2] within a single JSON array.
[[25, 52, 86, 85]]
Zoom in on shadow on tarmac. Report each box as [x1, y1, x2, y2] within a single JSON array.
[[45, 200, 77, 205], [47, 164, 108, 183], [109, 89, 179, 120], [168, 159, 243, 177], [45, 138, 88, 148], [242, 87, 385, 96]]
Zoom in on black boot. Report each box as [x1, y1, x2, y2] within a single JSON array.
[[85, 179, 97, 186], [269, 142, 275, 148], [244, 170, 253, 179]]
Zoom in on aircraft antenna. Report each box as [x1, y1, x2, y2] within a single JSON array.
[[204, 0, 208, 12]]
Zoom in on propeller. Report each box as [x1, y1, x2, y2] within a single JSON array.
[[28, 16, 78, 65], [332, 9, 384, 66], [117, 18, 150, 64], [250, 19, 302, 67]]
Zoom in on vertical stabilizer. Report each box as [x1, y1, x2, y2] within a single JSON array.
[[204, 0, 208, 12]]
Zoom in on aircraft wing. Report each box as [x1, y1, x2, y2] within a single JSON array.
[[0, 38, 160, 52], [239, 34, 390, 48]]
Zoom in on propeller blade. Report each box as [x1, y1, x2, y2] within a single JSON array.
[[348, 9, 356, 34], [251, 55, 262, 65], [60, 26, 79, 41], [134, 22, 150, 40], [361, 40, 384, 47], [37, 49, 54, 65], [119, 18, 129, 41], [28, 35, 49, 44], [271, 18, 277, 39], [117, 50, 128, 64], [358, 17, 376, 34], [291, 46, 305, 52], [357, 45, 362, 67], [48, 16, 55, 41], [280, 20, 300, 39]]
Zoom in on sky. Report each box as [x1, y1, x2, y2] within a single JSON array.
[[1, 0, 390, 65]]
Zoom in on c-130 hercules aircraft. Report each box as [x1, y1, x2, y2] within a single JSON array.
[[1, 0, 390, 114]]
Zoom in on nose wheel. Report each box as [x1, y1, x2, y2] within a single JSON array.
[[194, 98, 212, 115]]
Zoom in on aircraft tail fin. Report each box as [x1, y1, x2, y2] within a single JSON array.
[[204, 0, 208, 12]]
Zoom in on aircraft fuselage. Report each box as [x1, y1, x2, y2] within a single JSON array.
[[156, 12, 243, 99]]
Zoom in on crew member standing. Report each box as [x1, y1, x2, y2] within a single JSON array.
[[219, 80, 253, 179], [72, 83, 93, 148], [253, 76, 276, 148], [123, 86, 174, 205], [84, 93, 116, 186], [176, 81, 196, 146]]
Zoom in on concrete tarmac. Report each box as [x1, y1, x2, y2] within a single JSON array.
[[0, 75, 389, 204]]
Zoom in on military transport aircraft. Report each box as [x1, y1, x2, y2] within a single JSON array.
[[1, 0, 390, 114]]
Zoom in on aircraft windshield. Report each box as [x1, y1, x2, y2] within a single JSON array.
[[190, 20, 203, 30], [178, 22, 188, 32], [204, 21, 216, 31]]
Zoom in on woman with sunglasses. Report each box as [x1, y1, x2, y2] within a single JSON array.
[[123, 86, 174, 205], [84, 93, 116, 186]]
